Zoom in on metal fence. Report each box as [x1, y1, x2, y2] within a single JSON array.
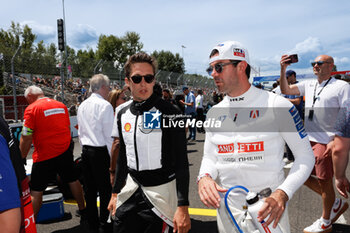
[[1, 57, 217, 121]]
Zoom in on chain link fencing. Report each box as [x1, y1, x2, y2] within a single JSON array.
[[0, 55, 217, 121]]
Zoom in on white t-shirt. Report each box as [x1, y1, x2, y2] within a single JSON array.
[[296, 78, 350, 144], [196, 95, 203, 109]]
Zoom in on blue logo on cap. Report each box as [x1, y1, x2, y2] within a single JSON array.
[[143, 110, 161, 129]]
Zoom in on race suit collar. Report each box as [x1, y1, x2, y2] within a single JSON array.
[[225, 85, 258, 106], [131, 93, 160, 115]]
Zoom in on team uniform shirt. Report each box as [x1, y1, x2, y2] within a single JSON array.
[[112, 94, 189, 222], [334, 99, 350, 138], [23, 97, 71, 162], [199, 86, 315, 233], [196, 94, 203, 109], [296, 78, 350, 144], [77, 93, 114, 154], [111, 99, 132, 138]]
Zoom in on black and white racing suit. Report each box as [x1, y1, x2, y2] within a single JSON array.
[[112, 93, 189, 229], [199, 86, 315, 233]]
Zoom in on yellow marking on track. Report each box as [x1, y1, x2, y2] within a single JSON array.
[[64, 200, 217, 217], [189, 208, 217, 216]]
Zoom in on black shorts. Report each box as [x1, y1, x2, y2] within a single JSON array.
[[30, 145, 78, 191]]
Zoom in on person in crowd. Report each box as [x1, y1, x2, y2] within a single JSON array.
[[0, 116, 22, 233], [180, 86, 196, 141], [174, 92, 186, 114], [162, 88, 175, 105], [280, 54, 350, 233], [332, 99, 350, 198], [280, 70, 304, 163], [108, 89, 127, 113], [196, 89, 205, 133], [19, 86, 86, 220], [77, 75, 114, 233], [108, 52, 191, 233], [153, 82, 163, 97], [272, 79, 281, 94], [198, 41, 315, 233], [283, 70, 303, 116], [212, 91, 219, 104], [272, 82, 278, 91]]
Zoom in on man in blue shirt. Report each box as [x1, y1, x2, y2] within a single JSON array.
[[181, 87, 196, 141]]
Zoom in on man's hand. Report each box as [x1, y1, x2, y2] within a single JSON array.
[[280, 55, 291, 69], [173, 206, 191, 233], [19, 134, 33, 159], [335, 177, 350, 198], [257, 189, 289, 228], [198, 176, 227, 208], [107, 193, 117, 216], [323, 140, 334, 157]]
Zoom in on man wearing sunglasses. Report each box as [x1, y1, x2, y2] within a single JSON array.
[[280, 55, 350, 233], [108, 52, 190, 233], [198, 41, 315, 233]]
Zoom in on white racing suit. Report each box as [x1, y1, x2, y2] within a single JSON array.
[[199, 86, 315, 233]]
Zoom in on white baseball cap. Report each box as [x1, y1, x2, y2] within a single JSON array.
[[209, 41, 250, 65]]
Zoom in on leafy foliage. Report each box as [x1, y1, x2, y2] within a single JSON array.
[[152, 50, 185, 74]]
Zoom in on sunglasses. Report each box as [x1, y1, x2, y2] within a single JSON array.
[[130, 74, 155, 84], [206, 61, 240, 75], [311, 61, 330, 67]]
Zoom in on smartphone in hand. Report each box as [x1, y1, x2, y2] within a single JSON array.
[[286, 54, 298, 64]]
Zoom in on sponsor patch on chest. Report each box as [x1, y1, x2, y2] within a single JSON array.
[[217, 141, 265, 164]]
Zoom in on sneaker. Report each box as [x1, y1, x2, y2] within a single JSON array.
[[330, 198, 349, 223], [303, 218, 332, 233]]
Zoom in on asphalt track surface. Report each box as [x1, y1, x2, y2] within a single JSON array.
[[33, 134, 350, 233]]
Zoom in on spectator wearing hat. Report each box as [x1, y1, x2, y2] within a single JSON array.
[[280, 54, 350, 233], [180, 86, 196, 141], [198, 41, 314, 233]]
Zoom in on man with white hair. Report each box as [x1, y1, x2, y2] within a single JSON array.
[[77, 74, 114, 233], [197, 41, 315, 233], [20, 85, 86, 220]]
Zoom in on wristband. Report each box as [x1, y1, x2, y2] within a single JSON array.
[[196, 173, 212, 184]]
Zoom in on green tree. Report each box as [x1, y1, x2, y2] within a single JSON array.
[[74, 48, 96, 78], [152, 50, 185, 74], [96, 31, 143, 69], [17, 24, 36, 73]]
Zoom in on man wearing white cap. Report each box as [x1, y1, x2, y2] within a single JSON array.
[[197, 41, 315, 233]]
